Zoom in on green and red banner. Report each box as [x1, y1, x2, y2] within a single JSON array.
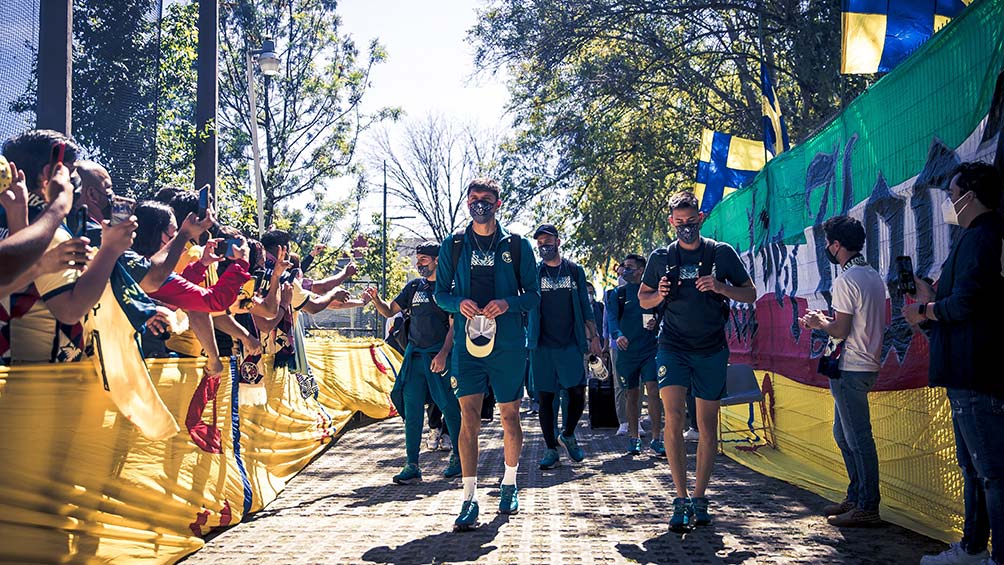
[[703, 0, 1004, 390]]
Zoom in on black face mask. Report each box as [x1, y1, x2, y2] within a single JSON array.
[[677, 223, 700, 244], [417, 264, 434, 278], [469, 199, 496, 224], [825, 243, 840, 265], [621, 267, 641, 283], [537, 244, 559, 261]]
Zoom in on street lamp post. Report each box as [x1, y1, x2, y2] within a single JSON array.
[[246, 39, 280, 236]]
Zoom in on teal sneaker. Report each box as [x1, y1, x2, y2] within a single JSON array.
[[669, 497, 693, 532], [627, 438, 642, 455], [443, 453, 462, 478], [392, 463, 422, 485], [453, 500, 479, 532], [558, 433, 585, 462], [691, 497, 712, 525], [650, 439, 666, 456], [499, 484, 519, 514], [539, 448, 560, 469]]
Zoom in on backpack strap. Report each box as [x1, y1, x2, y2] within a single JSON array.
[[662, 242, 681, 299], [508, 234, 522, 293], [616, 285, 627, 321], [698, 237, 717, 278], [450, 232, 464, 275]]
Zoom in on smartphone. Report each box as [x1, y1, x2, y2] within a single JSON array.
[[73, 205, 89, 238], [109, 195, 136, 225], [895, 256, 917, 296], [197, 184, 210, 219], [222, 238, 242, 258], [48, 142, 65, 180], [252, 269, 267, 293]]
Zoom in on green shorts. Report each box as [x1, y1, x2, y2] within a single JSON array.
[[616, 349, 657, 390], [530, 344, 586, 394], [452, 348, 528, 403], [656, 347, 729, 401]]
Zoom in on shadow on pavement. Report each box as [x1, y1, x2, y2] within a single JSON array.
[[360, 513, 509, 564], [344, 480, 456, 508]]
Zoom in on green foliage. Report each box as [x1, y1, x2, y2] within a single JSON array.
[[13, 0, 162, 196], [217, 0, 400, 233], [355, 213, 412, 300], [471, 0, 871, 267]]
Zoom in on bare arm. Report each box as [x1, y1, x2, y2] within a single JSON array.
[[638, 281, 665, 310], [0, 164, 72, 286], [139, 211, 215, 293]]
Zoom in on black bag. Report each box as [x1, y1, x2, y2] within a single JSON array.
[[387, 315, 408, 355], [588, 376, 619, 429], [817, 339, 844, 379]]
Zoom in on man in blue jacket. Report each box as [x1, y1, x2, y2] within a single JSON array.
[[606, 253, 663, 457], [435, 178, 540, 532], [528, 224, 602, 470], [905, 162, 1004, 565]]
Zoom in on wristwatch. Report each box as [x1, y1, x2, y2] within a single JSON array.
[[918, 303, 927, 317]]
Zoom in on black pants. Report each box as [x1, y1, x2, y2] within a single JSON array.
[[538, 386, 585, 449]]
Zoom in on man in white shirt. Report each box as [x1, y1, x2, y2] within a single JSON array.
[[801, 215, 886, 528]]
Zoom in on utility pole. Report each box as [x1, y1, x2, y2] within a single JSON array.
[[37, 0, 73, 134], [382, 160, 388, 293], [194, 0, 218, 199]]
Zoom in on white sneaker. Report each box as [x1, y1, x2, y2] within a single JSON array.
[[638, 420, 649, 437], [919, 543, 989, 564], [615, 423, 629, 436], [683, 428, 700, 442], [439, 433, 452, 452], [426, 428, 441, 451]]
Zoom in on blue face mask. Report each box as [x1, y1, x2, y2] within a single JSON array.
[[469, 199, 496, 224], [677, 223, 700, 244]]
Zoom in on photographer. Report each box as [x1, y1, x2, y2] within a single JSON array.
[[906, 162, 1003, 565], [800, 215, 885, 528]]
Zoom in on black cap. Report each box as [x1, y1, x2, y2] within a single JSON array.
[[416, 242, 440, 257], [533, 224, 560, 239]]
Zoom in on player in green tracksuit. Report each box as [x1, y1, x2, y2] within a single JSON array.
[[366, 242, 461, 484]]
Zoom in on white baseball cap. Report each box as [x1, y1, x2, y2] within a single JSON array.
[[465, 315, 496, 358]]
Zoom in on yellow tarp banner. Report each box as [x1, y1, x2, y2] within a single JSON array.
[[720, 371, 962, 543], [0, 337, 400, 564]]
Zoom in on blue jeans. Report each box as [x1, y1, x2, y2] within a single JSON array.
[[947, 388, 1004, 562], [830, 370, 880, 512]]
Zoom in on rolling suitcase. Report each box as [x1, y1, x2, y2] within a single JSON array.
[[588, 376, 619, 429]]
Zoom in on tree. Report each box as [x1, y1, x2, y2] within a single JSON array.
[[354, 214, 413, 300], [373, 115, 505, 242], [12, 0, 162, 195], [470, 0, 869, 267], [217, 0, 399, 230]]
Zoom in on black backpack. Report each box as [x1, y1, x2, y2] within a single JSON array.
[[654, 237, 729, 320], [388, 279, 422, 352], [450, 230, 524, 293]]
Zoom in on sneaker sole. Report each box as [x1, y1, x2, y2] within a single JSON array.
[[392, 477, 423, 485], [499, 506, 520, 515], [539, 462, 560, 470], [453, 522, 478, 532], [669, 522, 693, 533]]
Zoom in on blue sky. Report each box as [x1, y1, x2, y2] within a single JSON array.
[[335, 0, 514, 237]]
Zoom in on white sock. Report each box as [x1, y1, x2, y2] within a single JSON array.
[[502, 463, 518, 486], [462, 476, 477, 502]]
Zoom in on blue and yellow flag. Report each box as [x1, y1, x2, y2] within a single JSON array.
[[761, 64, 790, 157], [694, 129, 766, 214], [841, 0, 969, 74]]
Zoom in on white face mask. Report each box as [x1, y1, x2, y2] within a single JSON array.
[[941, 192, 971, 226]]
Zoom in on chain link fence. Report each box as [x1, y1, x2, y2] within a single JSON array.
[[0, 0, 163, 196]]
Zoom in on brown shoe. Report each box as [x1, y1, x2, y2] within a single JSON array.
[[827, 508, 881, 527], [822, 500, 856, 516]]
